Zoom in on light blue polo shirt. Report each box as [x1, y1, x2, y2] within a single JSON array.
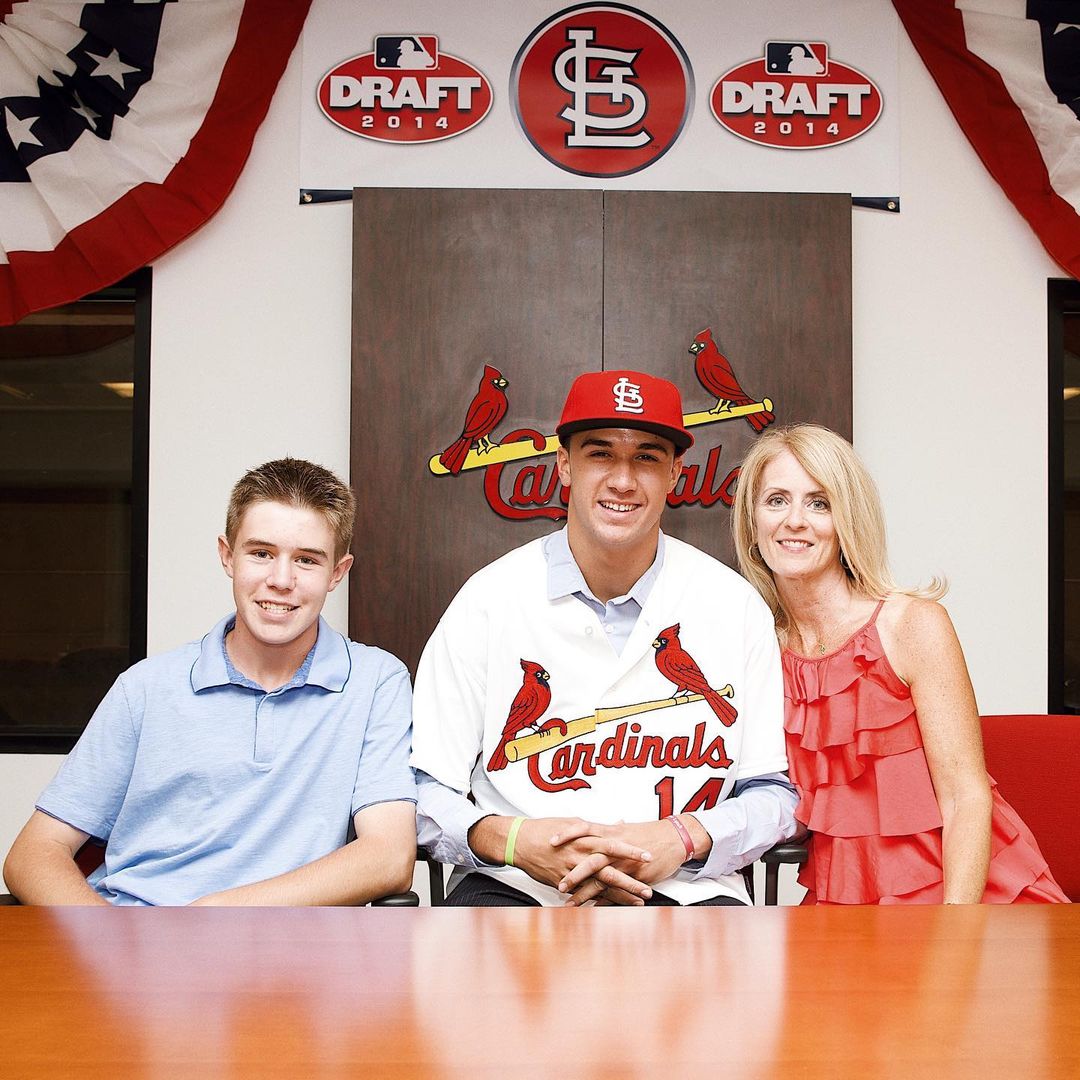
[[37, 614, 416, 906]]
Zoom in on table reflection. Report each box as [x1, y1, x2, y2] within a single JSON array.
[[2, 904, 1072, 1078]]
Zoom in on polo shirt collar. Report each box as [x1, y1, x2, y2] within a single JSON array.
[[305, 618, 352, 691], [544, 526, 665, 606], [190, 614, 351, 693]]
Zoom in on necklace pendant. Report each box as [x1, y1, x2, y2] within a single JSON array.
[[817, 642, 826, 655]]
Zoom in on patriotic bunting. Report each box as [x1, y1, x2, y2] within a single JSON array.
[[894, 0, 1080, 277], [0, 0, 311, 325]]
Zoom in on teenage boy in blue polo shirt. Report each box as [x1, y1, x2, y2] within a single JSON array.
[[3, 459, 417, 906]]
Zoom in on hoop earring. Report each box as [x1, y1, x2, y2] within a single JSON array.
[[840, 550, 851, 572], [748, 543, 761, 563]]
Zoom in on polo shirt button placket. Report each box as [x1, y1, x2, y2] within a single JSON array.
[[253, 691, 279, 768]]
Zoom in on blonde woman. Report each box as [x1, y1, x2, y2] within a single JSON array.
[[733, 424, 1066, 904]]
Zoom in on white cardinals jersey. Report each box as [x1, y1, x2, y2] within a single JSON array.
[[411, 533, 787, 905]]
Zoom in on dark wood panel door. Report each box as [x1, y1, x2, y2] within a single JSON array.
[[351, 189, 851, 670], [351, 188, 602, 670], [602, 190, 852, 566]]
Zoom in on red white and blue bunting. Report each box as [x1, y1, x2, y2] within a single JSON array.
[[894, 0, 1080, 277], [0, 0, 311, 325]]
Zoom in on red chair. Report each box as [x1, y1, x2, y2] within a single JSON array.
[[980, 714, 1080, 902]]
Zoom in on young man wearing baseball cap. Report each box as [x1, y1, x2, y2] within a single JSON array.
[[411, 370, 797, 906]]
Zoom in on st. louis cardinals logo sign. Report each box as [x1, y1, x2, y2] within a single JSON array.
[[511, 3, 692, 178], [428, 330, 775, 522]]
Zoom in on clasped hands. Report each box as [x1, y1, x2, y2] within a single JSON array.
[[514, 816, 692, 906]]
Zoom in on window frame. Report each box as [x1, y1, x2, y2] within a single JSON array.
[[0, 269, 150, 753], [1048, 277, 1080, 715]]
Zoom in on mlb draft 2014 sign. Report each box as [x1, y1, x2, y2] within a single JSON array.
[[300, 1, 899, 196], [429, 335, 774, 523], [712, 41, 884, 150], [316, 35, 492, 143]]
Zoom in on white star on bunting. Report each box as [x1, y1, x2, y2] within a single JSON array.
[[70, 93, 101, 129], [5, 108, 43, 149], [87, 49, 139, 86]]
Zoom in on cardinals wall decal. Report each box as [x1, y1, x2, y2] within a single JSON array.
[[689, 328, 775, 433], [438, 364, 510, 476], [428, 335, 776, 523]]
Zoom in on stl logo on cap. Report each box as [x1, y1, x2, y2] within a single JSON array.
[[511, 4, 693, 178], [612, 376, 645, 414]]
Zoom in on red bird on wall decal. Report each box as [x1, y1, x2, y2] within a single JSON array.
[[688, 328, 775, 432], [439, 365, 510, 475], [653, 623, 737, 727], [487, 659, 552, 772]]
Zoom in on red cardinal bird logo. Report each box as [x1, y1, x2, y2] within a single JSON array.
[[487, 659, 552, 772], [439, 365, 510, 476], [653, 623, 737, 727], [689, 328, 775, 433]]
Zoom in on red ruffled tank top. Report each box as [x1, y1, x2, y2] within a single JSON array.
[[782, 602, 1067, 904]]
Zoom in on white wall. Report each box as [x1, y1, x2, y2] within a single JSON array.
[[853, 42, 1057, 711], [1, 30, 1061, 888]]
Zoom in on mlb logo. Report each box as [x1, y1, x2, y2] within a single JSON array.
[[375, 35, 439, 70], [765, 41, 828, 76]]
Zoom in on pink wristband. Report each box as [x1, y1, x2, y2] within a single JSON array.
[[666, 815, 695, 861]]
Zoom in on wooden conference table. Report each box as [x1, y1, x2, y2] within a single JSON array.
[[2, 904, 1078, 1079]]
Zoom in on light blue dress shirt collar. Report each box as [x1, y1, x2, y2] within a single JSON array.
[[542, 527, 665, 654], [544, 526, 665, 605]]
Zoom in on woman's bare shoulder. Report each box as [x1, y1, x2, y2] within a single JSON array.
[[878, 593, 953, 635], [877, 595, 959, 679]]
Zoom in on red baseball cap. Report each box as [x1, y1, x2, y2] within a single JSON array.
[[556, 370, 693, 452]]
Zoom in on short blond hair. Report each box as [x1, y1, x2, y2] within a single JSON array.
[[225, 458, 355, 561], [732, 424, 944, 640]]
